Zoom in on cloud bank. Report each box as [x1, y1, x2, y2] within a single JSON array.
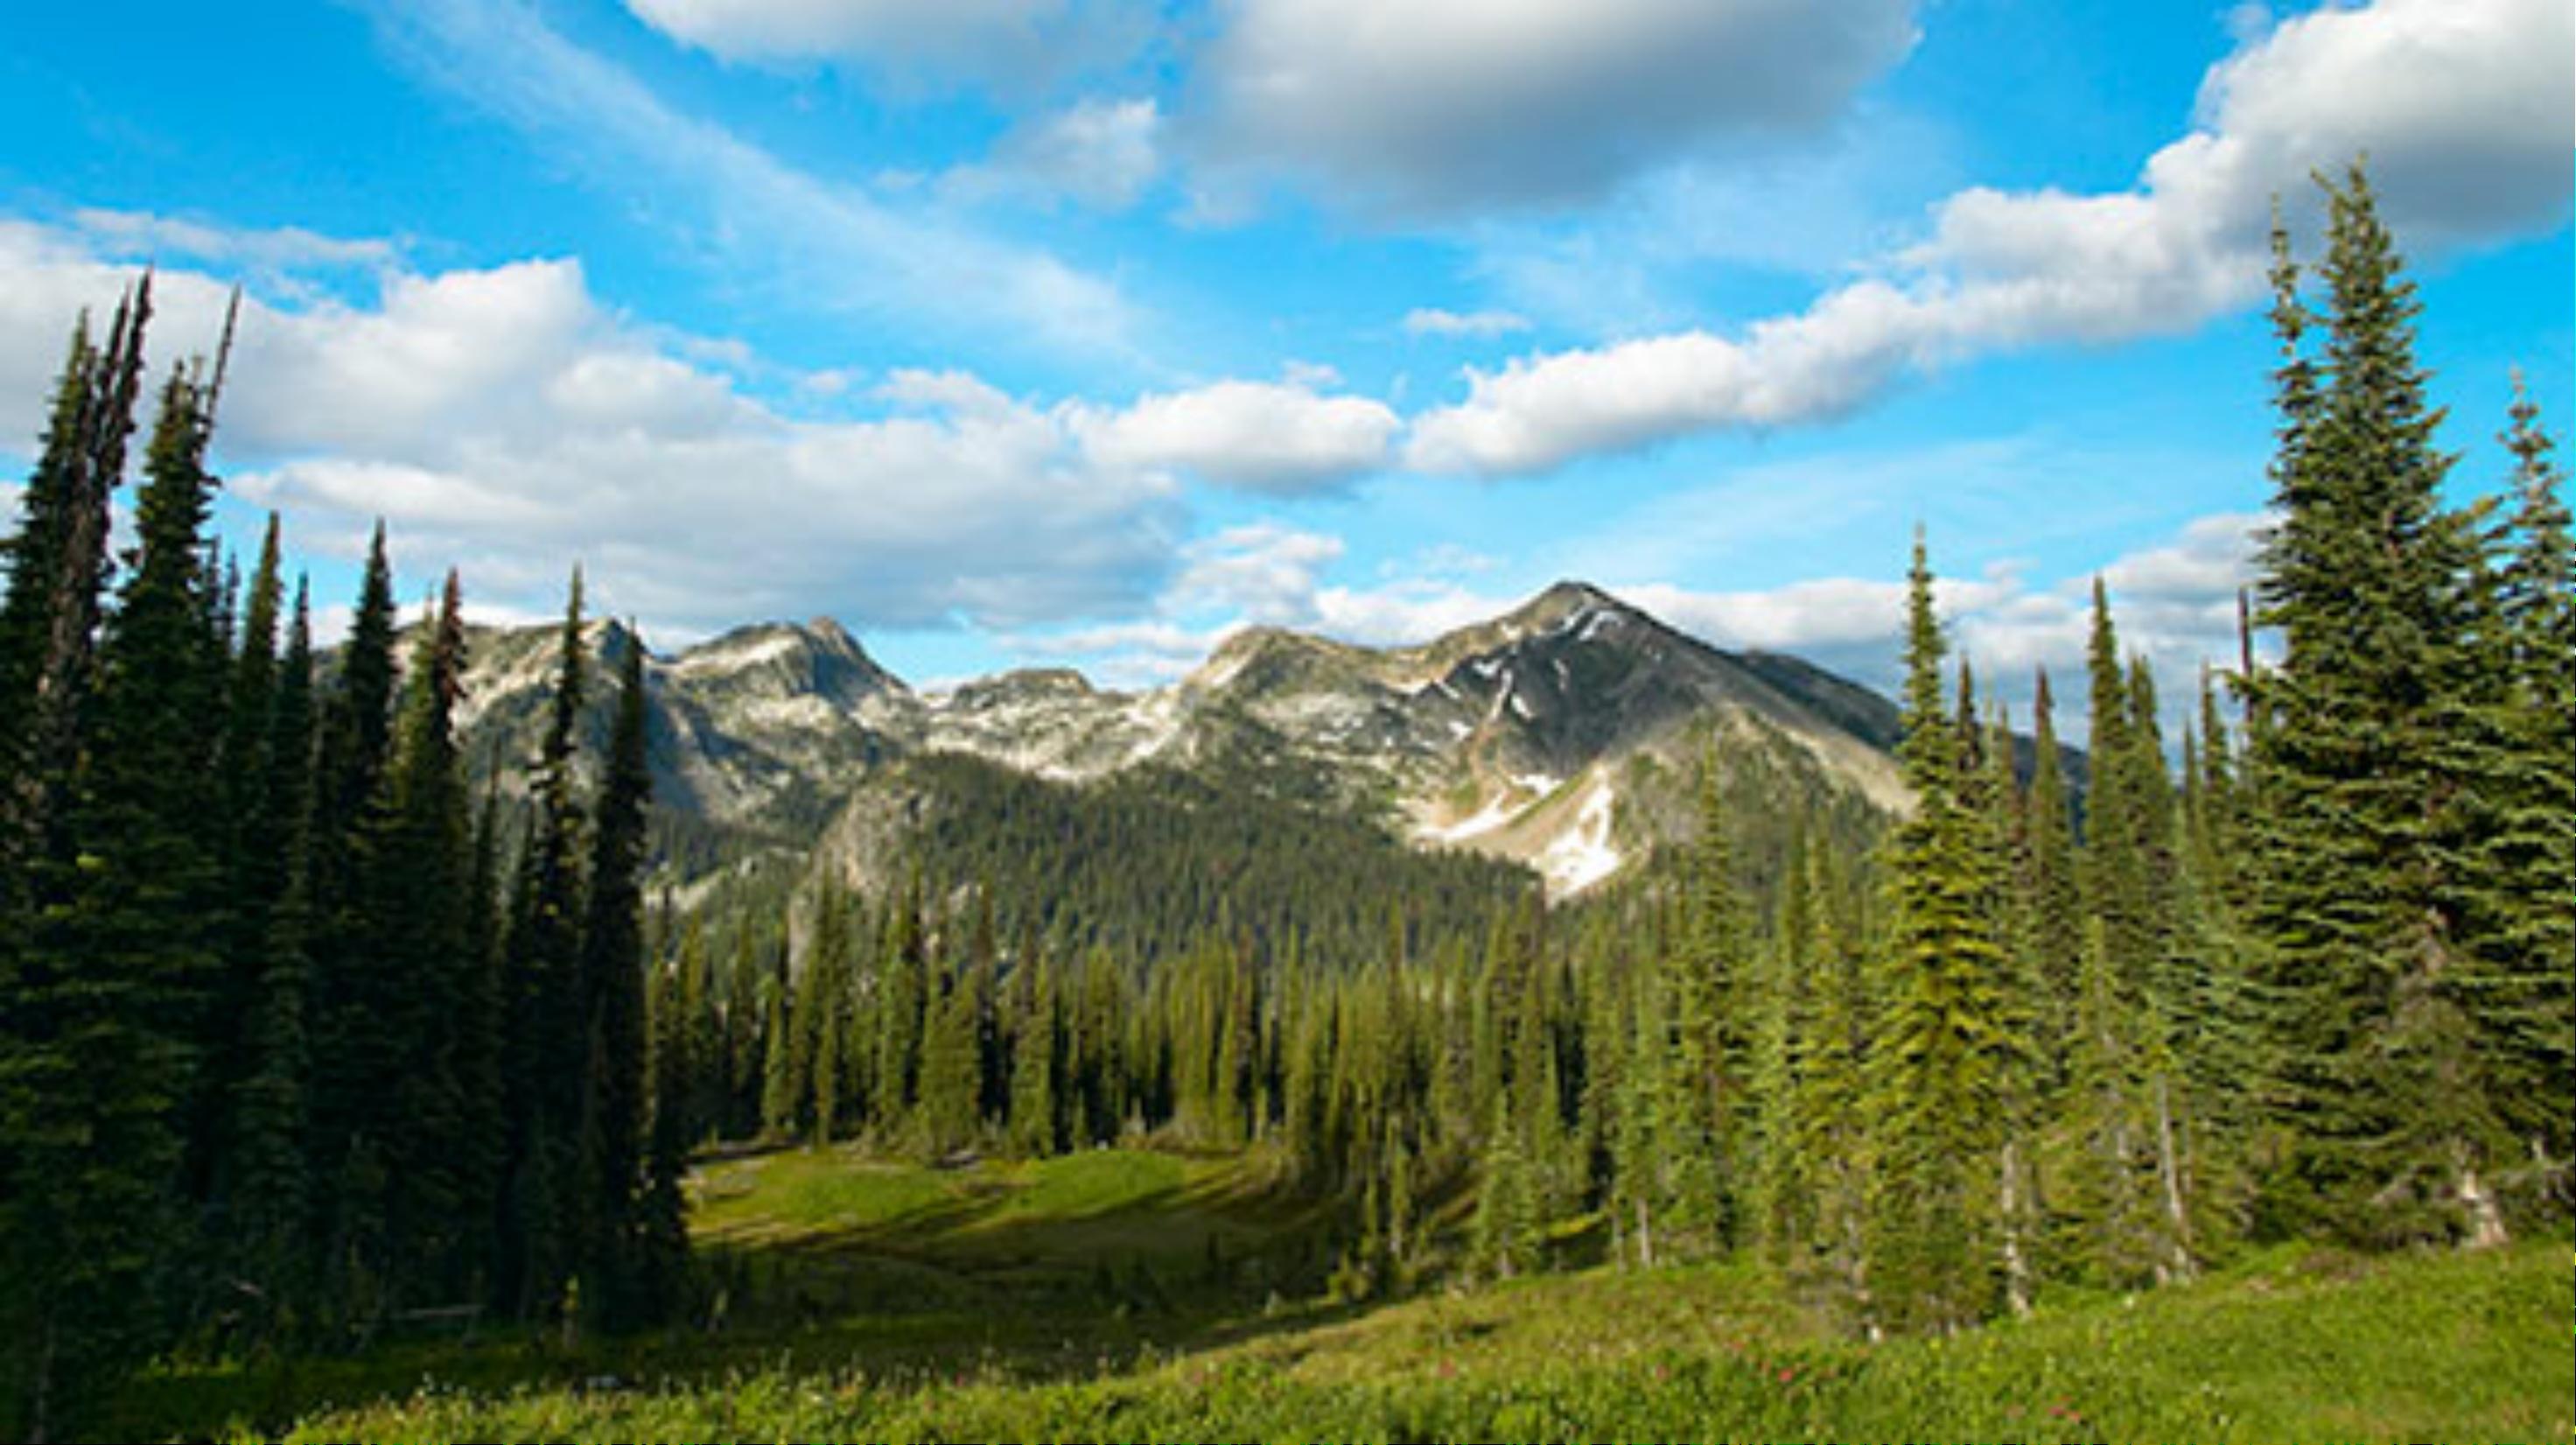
[[1408, 0, 2572, 476], [1193, 0, 1921, 215]]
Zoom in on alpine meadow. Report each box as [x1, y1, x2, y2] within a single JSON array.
[[1, 1, 2571, 1441]]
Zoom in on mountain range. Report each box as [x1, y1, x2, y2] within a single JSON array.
[[441, 581, 1916, 901]]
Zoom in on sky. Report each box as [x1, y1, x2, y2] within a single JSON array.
[[0, 0, 2568, 718]]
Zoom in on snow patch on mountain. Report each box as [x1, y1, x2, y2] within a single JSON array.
[[1536, 777, 1622, 896]]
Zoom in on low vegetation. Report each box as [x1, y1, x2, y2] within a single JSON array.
[[112, 1145, 2570, 1443]]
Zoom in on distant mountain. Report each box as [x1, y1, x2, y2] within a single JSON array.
[[438, 580, 1921, 901]]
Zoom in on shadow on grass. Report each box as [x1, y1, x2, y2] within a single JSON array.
[[122, 1146, 1372, 1442]]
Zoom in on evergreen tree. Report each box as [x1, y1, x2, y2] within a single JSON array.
[[577, 627, 658, 1329], [1472, 1089, 1540, 1282], [2462, 381, 2574, 1191], [1670, 753, 1751, 1247], [918, 949, 982, 1156], [0, 291, 151, 1443], [1866, 533, 2008, 1333], [640, 936, 695, 1323], [192, 518, 289, 1224], [1008, 946, 1060, 1156], [330, 576, 480, 1309], [1787, 834, 1875, 1324], [0, 282, 150, 873], [499, 575, 591, 1320], [16, 357, 227, 1439], [2247, 166, 2511, 1245], [2020, 670, 2082, 1073], [217, 582, 318, 1337]]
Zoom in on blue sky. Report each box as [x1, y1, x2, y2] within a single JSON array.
[[1, 0, 2568, 711]]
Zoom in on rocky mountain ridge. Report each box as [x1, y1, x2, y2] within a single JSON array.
[[441, 581, 1914, 899]]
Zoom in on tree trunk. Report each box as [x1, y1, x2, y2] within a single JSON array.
[[1999, 1137, 2034, 1317], [2153, 1072, 2198, 1282], [2455, 1149, 2510, 1251]]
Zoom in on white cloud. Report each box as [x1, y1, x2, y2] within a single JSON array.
[[622, 0, 1150, 91], [1620, 513, 2266, 738], [1004, 523, 1515, 681], [1164, 523, 1345, 623], [971, 499, 2265, 736], [1404, 308, 1532, 340], [1192, 0, 1920, 216], [1407, 0, 2572, 476], [1076, 378, 1400, 494], [950, 97, 1164, 211], [69, 209, 397, 273], [370, 0, 1138, 361], [1004, 616, 1236, 688], [0, 221, 1182, 637]]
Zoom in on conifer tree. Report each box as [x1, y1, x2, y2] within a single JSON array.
[[192, 517, 289, 1218], [2021, 670, 2082, 1073], [19, 357, 227, 1438], [0, 294, 151, 1441], [308, 525, 398, 941], [2247, 166, 2510, 1245], [918, 951, 982, 1156], [499, 575, 591, 1320], [578, 628, 658, 1329], [640, 940, 695, 1322], [1867, 533, 2008, 1332], [371, 575, 481, 1301], [759, 976, 800, 1143], [1788, 834, 1874, 1322], [1671, 753, 1750, 1246], [1472, 1088, 1540, 1281], [1008, 947, 1060, 1156], [875, 877, 928, 1133], [0, 282, 149, 874], [218, 582, 318, 1335], [2464, 382, 2573, 1184]]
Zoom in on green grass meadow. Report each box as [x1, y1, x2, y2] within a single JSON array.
[[125, 1146, 2574, 1443]]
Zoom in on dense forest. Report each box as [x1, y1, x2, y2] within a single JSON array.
[[1, 166, 2567, 1441], [0, 289, 682, 1440]]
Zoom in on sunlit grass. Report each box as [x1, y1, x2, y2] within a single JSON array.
[[248, 1210, 2572, 1444]]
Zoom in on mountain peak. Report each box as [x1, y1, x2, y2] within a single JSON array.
[[1508, 579, 1645, 637]]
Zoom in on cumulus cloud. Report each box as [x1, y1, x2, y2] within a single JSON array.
[[0, 220, 1184, 636], [1409, 0, 2572, 476], [1163, 523, 1346, 623], [953, 97, 1165, 211], [370, 0, 1138, 361], [1404, 308, 1532, 340], [1004, 523, 1520, 682], [1074, 378, 1400, 495], [1621, 513, 2266, 735], [1192, 0, 1919, 216]]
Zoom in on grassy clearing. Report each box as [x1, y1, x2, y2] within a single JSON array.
[[136, 1146, 2573, 1443], [129, 1146, 1334, 1441], [261, 1238, 2573, 1443]]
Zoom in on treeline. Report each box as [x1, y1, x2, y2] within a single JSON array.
[[0, 284, 682, 1441], [890, 749, 1537, 963], [666, 167, 2568, 1332]]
